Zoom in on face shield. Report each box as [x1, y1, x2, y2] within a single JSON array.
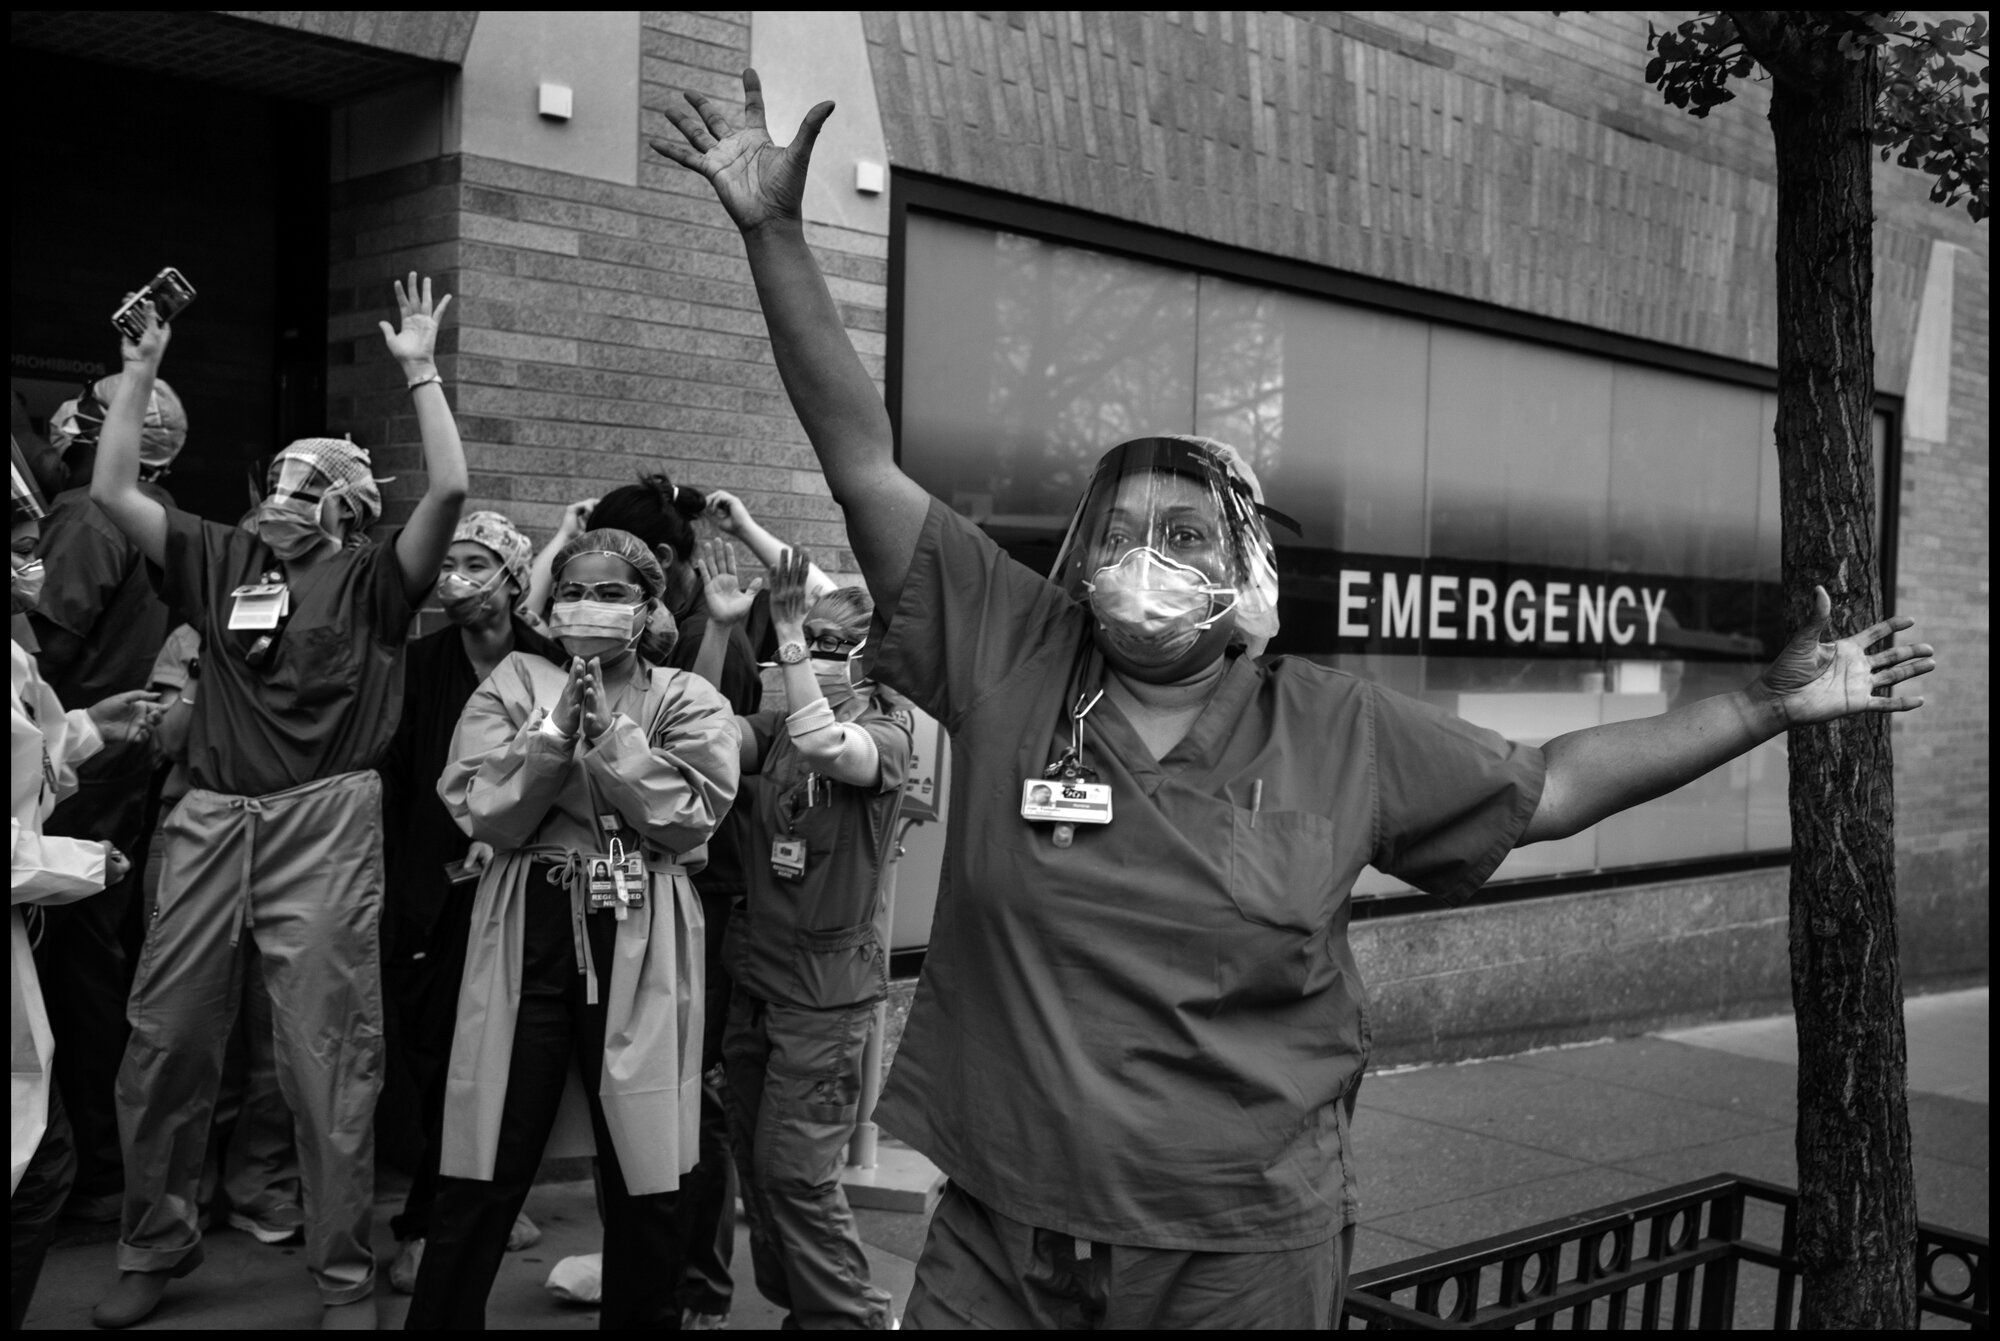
[[1048, 437, 1288, 670]]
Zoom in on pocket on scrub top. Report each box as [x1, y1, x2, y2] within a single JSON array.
[[270, 623, 358, 706], [790, 922, 887, 1007], [1227, 807, 1339, 933]]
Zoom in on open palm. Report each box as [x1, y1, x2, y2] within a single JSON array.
[[696, 537, 762, 626], [377, 272, 451, 364], [649, 68, 833, 233], [1756, 586, 1935, 726]]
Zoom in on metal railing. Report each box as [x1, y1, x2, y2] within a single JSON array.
[[1340, 1173, 1988, 1329]]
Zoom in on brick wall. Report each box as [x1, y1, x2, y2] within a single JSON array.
[[329, 11, 885, 583]]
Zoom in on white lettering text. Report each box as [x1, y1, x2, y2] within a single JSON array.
[[1505, 580, 1538, 642], [1467, 578, 1498, 641], [1609, 586, 1638, 645], [1338, 571, 1371, 638], [1383, 572, 1422, 639], [1428, 574, 1460, 639], [1544, 582, 1571, 644]]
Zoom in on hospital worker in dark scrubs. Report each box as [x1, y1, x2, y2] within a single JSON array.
[[89, 276, 470, 1330], [693, 543, 912, 1329], [653, 70, 1940, 1330]]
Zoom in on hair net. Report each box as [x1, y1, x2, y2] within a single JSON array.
[[452, 509, 533, 593], [1049, 434, 1289, 641], [552, 527, 667, 599], [49, 374, 189, 471], [266, 437, 390, 531], [805, 586, 873, 641]]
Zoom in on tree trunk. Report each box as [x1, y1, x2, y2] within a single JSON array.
[[1762, 23, 1918, 1329]]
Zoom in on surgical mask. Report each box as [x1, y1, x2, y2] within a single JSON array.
[[437, 566, 506, 626], [549, 598, 645, 660], [637, 604, 679, 664], [250, 500, 338, 562], [1085, 547, 1235, 668], [11, 557, 46, 614], [808, 638, 866, 696]]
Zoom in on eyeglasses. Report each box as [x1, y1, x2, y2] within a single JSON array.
[[807, 631, 863, 657], [555, 581, 645, 604]]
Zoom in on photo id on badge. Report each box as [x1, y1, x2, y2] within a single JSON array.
[[1020, 778, 1113, 825], [770, 838, 807, 880], [227, 582, 289, 631]]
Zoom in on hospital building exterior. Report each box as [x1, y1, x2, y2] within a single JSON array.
[[10, 10, 1987, 1062]]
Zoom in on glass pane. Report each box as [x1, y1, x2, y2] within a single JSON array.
[[1193, 275, 1430, 556], [901, 214, 1196, 543], [1426, 326, 1613, 572]]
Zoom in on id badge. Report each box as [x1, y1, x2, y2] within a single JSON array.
[[228, 582, 289, 631], [1020, 778, 1113, 826], [770, 838, 807, 880], [588, 850, 646, 914]]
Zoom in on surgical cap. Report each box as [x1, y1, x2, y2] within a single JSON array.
[[452, 510, 533, 593], [806, 587, 873, 641], [552, 527, 667, 600], [267, 437, 388, 531], [49, 375, 189, 470]]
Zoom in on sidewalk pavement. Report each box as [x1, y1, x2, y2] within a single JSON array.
[[24, 987, 1984, 1329]]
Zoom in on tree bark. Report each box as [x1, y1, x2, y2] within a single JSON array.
[[1754, 15, 1918, 1328]]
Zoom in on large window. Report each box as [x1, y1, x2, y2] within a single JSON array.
[[897, 208, 1887, 897]]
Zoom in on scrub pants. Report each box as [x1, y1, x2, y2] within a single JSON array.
[[905, 1183, 1354, 1330], [11, 1083, 76, 1329], [201, 957, 303, 1224], [115, 771, 385, 1306], [405, 870, 693, 1330], [723, 992, 892, 1330]]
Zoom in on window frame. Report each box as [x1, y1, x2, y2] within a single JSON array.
[[885, 169, 1904, 916]]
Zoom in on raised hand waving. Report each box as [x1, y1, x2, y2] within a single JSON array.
[[649, 68, 834, 234]]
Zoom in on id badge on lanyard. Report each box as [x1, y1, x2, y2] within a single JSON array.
[[586, 813, 645, 919], [1025, 688, 1114, 848]]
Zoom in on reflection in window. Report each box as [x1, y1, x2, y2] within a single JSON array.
[[900, 211, 1887, 894]]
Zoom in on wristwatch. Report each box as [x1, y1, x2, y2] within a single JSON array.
[[777, 641, 808, 665]]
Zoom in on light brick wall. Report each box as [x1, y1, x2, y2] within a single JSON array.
[[330, 11, 884, 582]]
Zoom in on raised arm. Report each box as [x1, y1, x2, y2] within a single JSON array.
[[383, 274, 469, 606], [90, 308, 171, 568], [1521, 589, 1936, 843], [652, 69, 930, 614], [704, 489, 835, 598], [524, 497, 598, 624]]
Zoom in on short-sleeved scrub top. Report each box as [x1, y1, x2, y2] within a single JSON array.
[[871, 499, 1547, 1254], [153, 507, 416, 798], [725, 696, 914, 1010]]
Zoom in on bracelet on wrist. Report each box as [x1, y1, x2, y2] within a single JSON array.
[[406, 370, 445, 393]]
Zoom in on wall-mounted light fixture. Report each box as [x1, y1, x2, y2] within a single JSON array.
[[539, 83, 573, 121], [855, 160, 885, 195]]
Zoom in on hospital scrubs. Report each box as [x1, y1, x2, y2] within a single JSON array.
[[114, 508, 415, 1305], [722, 697, 912, 1329], [872, 500, 1545, 1328]]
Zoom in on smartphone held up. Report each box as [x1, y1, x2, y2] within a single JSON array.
[[111, 267, 197, 341]]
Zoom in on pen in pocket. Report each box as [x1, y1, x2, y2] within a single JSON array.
[[1251, 779, 1263, 829]]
